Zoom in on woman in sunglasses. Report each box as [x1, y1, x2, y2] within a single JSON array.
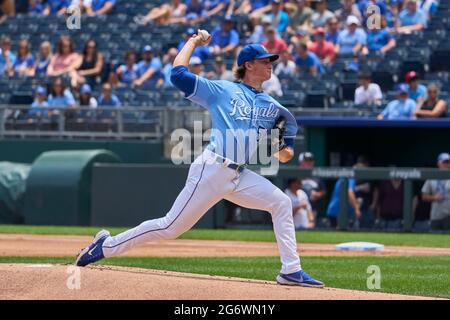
[[414, 83, 448, 118]]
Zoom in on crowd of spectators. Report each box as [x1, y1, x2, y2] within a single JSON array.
[[0, 0, 447, 118], [286, 151, 450, 232]]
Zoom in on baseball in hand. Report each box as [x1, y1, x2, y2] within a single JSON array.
[[197, 29, 211, 42]]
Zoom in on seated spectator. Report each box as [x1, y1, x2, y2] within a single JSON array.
[[377, 84, 416, 120], [326, 177, 362, 229], [236, 0, 270, 16], [11, 40, 35, 77], [188, 56, 206, 77], [133, 45, 163, 89], [210, 16, 240, 56], [274, 50, 296, 78], [415, 84, 448, 118], [184, 0, 207, 24], [204, 0, 233, 18], [335, 0, 362, 26], [311, 0, 334, 28], [294, 42, 324, 76], [47, 36, 82, 77], [72, 39, 104, 88], [134, 0, 187, 25], [207, 56, 234, 81], [262, 72, 283, 97], [0, 36, 16, 76], [354, 72, 382, 106], [28, 0, 44, 15], [84, 0, 116, 16], [34, 41, 53, 75], [115, 51, 138, 86], [48, 78, 76, 109], [335, 15, 367, 56], [325, 16, 340, 45], [43, 0, 70, 16], [288, 26, 311, 51], [261, 27, 288, 55], [358, 0, 387, 24], [421, 153, 450, 231], [79, 84, 98, 108], [247, 15, 273, 44], [366, 15, 396, 54], [405, 71, 427, 104], [420, 0, 439, 20], [162, 47, 179, 88], [375, 178, 404, 231], [308, 27, 336, 65], [396, 0, 428, 34], [97, 83, 120, 119], [286, 0, 313, 35], [285, 178, 315, 230], [29, 86, 49, 118], [0, 0, 15, 23], [178, 28, 211, 61], [262, 0, 289, 34]]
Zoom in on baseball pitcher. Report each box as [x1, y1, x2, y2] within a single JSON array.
[[75, 31, 324, 288]]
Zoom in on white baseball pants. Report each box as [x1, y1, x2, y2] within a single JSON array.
[[102, 149, 301, 274]]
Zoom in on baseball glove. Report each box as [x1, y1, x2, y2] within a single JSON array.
[[272, 116, 287, 151]]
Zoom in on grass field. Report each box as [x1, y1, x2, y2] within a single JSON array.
[[1, 255, 449, 298], [0, 224, 449, 247]]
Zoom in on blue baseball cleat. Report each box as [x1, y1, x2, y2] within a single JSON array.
[[276, 270, 325, 288], [75, 229, 110, 267]]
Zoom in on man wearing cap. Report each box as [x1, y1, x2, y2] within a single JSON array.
[[405, 71, 427, 104], [210, 16, 240, 56], [397, 0, 428, 34], [335, 15, 367, 56], [207, 56, 234, 81], [188, 56, 206, 77], [178, 28, 211, 61], [421, 153, 450, 231], [29, 86, 49, 118], [262, 26, 288, 55], [308, 27, 336, 65], [377, 84, 416, 120], [133, 45, 163, 88], [76, 32, 325, 289]]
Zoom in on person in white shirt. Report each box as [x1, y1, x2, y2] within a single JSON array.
[[262, 72, 283, 97], [285, 178, 315, 230], [274, 50, 296, 78], [354, 72, 382, 106]]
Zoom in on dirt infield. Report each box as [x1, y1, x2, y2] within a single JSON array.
[[0, 264, 439, 300], [0, 233, 449, 257]]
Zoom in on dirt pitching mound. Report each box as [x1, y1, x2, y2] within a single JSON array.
[[0, 264, 438, 300]]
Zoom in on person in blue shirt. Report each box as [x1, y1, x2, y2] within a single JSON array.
[[185, 0, 207, 24], [336, 15, 367, 56], [43, 0, 69, 16], [178, 28, 211, 61], [85, 0, 116, 16], [47, 78, 76, 109], [29, 86, 50, 118], [75, 32, 325, 289], [366, 16, 396, 54], [0, 36, 16, 76], [28, 0, 45, 15], [162, 47, 179, 88], [263, 0, 289, 34], [133, 45, 163, 89], [34, 41, 53, 75], [378, 84, 416, 120], [12, 40, 35, 77], [405, 71, 427, 103], [396, 0, 428, 34], [294, 42, 324, 76], [116, 50, 139, 85], [210, 16, 240, 56], [97, 82, 121, 119], [204, 0, 230, 18], [325, 16, 340, 45], [326, 177, 362, 229]]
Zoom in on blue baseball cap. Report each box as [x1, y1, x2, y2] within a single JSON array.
[[80, 84, 92, 94], [143, 45, 153, 53], [237, 44, 279, 67], [35, 86, 46, 96], [397, 83, 409, 94], [437, 153, 450, 162], [185, 27, 196, 36]]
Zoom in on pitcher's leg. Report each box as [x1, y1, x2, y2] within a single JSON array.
[[102, 162, 230, 257], [224, 170, 301, 274]]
